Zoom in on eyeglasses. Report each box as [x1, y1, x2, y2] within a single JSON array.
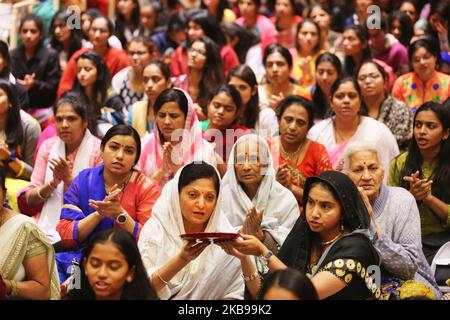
[[188, 47, 206, 56], [357, 73, 381, 82]]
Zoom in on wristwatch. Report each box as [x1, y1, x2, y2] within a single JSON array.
[[116, 212, 128, 225], [261, 251, 274, 265]]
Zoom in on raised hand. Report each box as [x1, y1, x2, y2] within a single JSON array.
[[276, 164, 292, 189], [49, 157, 72, 186], [357, 186, 381, 238], [89, 186, 123, 218], [242, 207, 265, 241]]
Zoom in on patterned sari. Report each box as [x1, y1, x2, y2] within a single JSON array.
[[0, 214, 60, 299]]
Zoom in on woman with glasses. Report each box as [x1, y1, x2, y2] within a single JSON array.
[[357, 60, 413, 151], [112, 36, 159, 107], [173, 37, 224, 121]]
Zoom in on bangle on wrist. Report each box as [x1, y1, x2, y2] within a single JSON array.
[[15, 161, 25, 178], [36, 186, 48, 201], [242, 271, 259, 282], [154, 273, 169, 286], [9, 280, 19, 297]]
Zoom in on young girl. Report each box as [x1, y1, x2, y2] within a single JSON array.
[[9, 14, 61, 125], [69, 228, 159, 300], [202, 85, 249, 174], [72, 51, 126, 138], [388, 101, 450, 263], [227, 64, 278, 138]]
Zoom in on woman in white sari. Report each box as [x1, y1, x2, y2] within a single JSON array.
[[0, 168, 60, 300], [138, 161, 244, 300], [17, 93, 102, 244], [219, 134, 299, 273]]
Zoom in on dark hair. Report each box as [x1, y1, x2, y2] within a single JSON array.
[[90, 15, 115, 37], [73, 51, 111, 134], [295, 19, 322, 55], [154, 88, 189, 119], [143, 60, 171, 80], [221, 22, 257, 63], [167, 12, 187, 34], [227, 65, 259, 129], [178, 161, 220, 195], [49, 10, 83, 58], [239, 0, 261, 8], [0, 40, 10, 79], [0, 167, 6, 192], [395, 102, 450, 204], [188, 9, 226, 47], [101, 124, 142, 165], [259, 268, 318, 300], [357, 60, 388, 84], [208, 84, 243, 124], [263, 44, 293, 69], [0, 80, 23, 149], [427, 2, 450, 47], [388, 11, 413, 46], [69, 229, 159, 300], [127, 36, 158, 58], [54, 91, 88, 122], [273, 0, 302, 30], [201, 0, 230, 24], [408, 38, 441, 67], [329, 76, 367, 115], [343, 25, 371, 76], [19, 14, 44, 47], [115, 0, 141, 48], [278, 95, 315, 129], [189, 37, 224, 112], [308, 3, 332, 26], [312, 53, 343, 119]]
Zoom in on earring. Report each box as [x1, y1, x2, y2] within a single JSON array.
[[341, 221, 344, 231]]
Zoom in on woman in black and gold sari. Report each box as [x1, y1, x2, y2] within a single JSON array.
[[220, 171, 383, 300]]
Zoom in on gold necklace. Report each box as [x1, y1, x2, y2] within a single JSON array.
[[105, 172, 132, 194], [321, 231, 343, 246], [280, 139, 305, 162]]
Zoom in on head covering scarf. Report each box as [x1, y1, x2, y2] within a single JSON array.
[[140, 88, 215, 181], [278, 171, 371, 272], [137, 161, 244, 300], [220, 134, 299, 246]]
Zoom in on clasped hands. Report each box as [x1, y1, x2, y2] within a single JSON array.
[[89, 184, 124, 219]]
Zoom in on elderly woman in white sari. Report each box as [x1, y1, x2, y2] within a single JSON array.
[[0, 168, 60, 300], [219, 134, 299, 273], [343, 141, 440, 299], [138, 161, 244, 300]]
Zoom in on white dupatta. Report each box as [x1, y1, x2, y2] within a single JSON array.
[[36, 130, 95, 243], [220, 134, 299, 247], [138, 161, 244, 300]]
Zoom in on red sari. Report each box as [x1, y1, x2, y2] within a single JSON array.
[[269, 138, 333, 188]]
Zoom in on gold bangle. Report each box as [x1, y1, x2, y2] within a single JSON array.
[[9, 280, 19, 297], [36, 186, 48, 201], [15, 160, 25, 178], [242, 271, 259, 282]]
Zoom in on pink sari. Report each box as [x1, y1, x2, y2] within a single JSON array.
[[139, 89, 215, 185]]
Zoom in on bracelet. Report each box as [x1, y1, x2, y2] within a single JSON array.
[[9, 280, 19, 297], [155, 273, 169, 286], [242, 271, 259, 282], [36, 187, 48, 201], [15, 160, 25, 178]]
